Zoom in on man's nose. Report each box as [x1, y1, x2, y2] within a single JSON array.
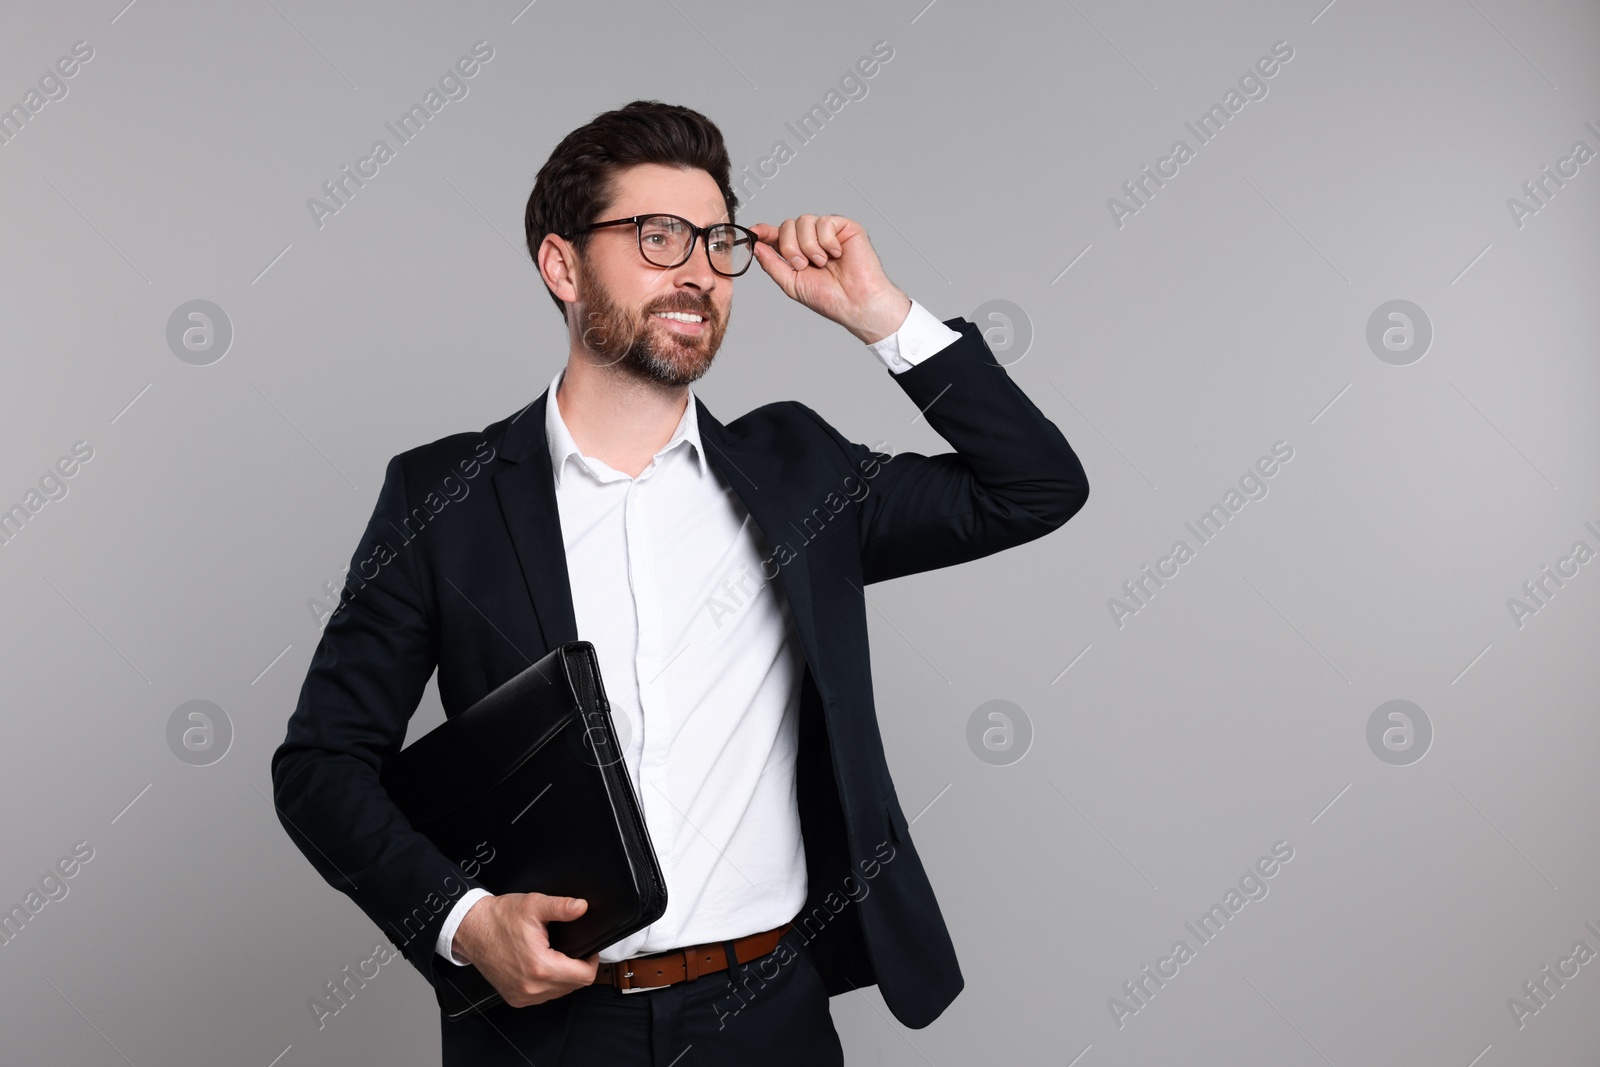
[[668, 248, 718, 291]]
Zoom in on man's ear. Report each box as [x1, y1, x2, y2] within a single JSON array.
[[538, 234, 580, 306]]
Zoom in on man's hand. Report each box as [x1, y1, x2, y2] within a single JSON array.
[[750, 214, 911, 344], [450, 892, 600, 1007]]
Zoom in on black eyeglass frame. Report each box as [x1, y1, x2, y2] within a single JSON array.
[[563, 213, 759, 277]]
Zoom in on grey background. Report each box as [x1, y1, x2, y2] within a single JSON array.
[[2, 0, 1597, 1064]]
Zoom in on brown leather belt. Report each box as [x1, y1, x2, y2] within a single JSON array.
[[595, 922, 793, 993]]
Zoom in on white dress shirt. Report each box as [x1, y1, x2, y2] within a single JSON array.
[[437, 299, 962, 966]]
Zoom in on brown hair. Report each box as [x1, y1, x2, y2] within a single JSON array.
[[525, 100, 739, 322]]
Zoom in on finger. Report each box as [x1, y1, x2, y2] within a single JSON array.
[[777, 218, 807, 270], [529, 894, 587, 923], [749, 221, 780, 246], [541, 948, 600, 986], [751, 240, 797, 296], [817, 216, 844, 257], [796, 215, 828, 267]]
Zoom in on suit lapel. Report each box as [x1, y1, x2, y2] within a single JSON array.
[[492, 390, 579, 655], [488, 385, 824, 690]]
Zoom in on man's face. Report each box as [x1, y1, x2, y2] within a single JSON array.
[[568, 162, 733, 387]]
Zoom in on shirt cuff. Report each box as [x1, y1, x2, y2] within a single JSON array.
[[866, 298, 963, 374], [436, 888, 493, 966]]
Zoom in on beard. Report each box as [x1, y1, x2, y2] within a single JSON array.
[[572, 259, 727, 387]]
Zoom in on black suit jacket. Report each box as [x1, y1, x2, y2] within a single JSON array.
[[270, 315, 1089, 1032]]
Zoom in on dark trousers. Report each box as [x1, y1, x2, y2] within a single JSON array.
[[440, 926, 845, 1066]]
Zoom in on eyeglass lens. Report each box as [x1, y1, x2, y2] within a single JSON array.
[[639, 215, 752, 274]]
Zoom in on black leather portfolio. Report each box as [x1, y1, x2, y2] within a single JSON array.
[[379, 640, 667, 1019]]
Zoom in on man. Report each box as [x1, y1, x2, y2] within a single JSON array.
[[271, 100, 1089, 1066]]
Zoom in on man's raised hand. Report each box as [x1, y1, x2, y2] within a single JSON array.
[[749, 214, 911, 345]]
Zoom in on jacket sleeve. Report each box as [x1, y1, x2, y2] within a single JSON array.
[[794, 316, 1089, 585], [269, 453, 485, 993]]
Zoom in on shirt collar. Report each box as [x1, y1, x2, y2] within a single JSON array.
[[544, 366, 707, 487]]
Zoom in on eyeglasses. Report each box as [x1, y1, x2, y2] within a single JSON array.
[[564, 213, 758, 277]]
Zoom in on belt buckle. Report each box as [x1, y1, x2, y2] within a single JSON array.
[[617, 969, 660, 994]]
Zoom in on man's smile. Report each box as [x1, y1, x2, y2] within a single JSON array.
[[652, 310, 708, 334]]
